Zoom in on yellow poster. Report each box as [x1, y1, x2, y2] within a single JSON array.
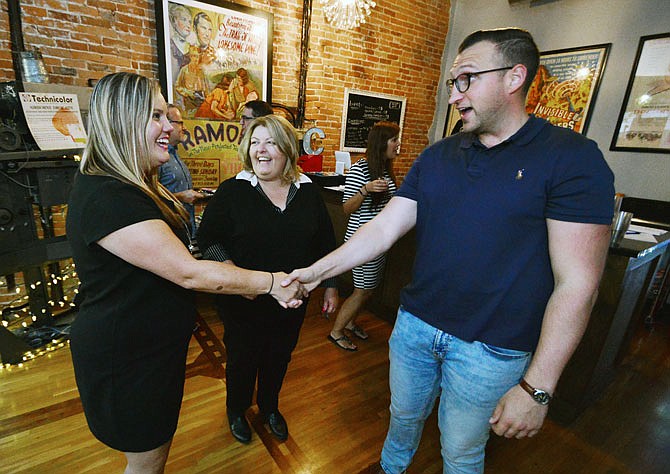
[[525, 45, 609, 134], [181, 118, 242, 188]]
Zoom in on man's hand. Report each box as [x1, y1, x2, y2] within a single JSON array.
[[270, 272, 308, 309], [281, 266, 322, 293], [175, 189, 204, 204], [488, 384, 548, 439]]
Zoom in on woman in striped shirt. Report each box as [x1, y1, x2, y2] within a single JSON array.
[[327, 121, 400, 351]]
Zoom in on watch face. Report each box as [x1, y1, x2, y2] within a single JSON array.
[[533, 390, 551, 405]]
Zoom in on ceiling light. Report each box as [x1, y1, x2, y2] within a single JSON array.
[[320, 0, 376, 30]]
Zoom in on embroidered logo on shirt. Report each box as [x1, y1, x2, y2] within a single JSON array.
[[515, 168, 524, 180]]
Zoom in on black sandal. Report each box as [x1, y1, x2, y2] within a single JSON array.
[[327, 334, 358, 351], [347, 324, 369, 340]]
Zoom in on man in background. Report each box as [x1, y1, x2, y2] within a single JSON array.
[[284, 28, 614, 473], [239, 100, 274, 137], [159, 104, 203, 236]]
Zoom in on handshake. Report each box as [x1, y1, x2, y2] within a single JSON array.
[[266, 266, 325, 309]]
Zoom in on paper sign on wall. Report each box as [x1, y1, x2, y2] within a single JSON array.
[[18, 92, 87, 150]]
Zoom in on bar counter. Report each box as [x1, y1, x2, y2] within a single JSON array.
[[552, 230, 670, 423]]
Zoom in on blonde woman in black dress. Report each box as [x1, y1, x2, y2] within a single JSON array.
[[66, 72, 304, 473]]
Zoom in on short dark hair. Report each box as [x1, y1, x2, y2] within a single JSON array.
[[459, 28, 539, 94], [193, 11, 212, 29], [245, 100, 274, 118]]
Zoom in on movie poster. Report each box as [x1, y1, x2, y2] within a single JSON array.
[[159, 0, 272, 184], [179, 118, 248, 186], [525, 45, 609, 134]]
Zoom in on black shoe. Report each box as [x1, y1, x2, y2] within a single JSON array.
[[265, 411, 288, 441], [228, 415, 251, 444]]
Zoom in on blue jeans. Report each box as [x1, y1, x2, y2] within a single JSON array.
[[380, 307, 531, 474]]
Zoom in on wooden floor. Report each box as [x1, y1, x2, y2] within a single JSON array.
[[1, 291, 669, 473]]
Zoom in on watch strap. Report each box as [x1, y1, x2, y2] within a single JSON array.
[[519, 378, 535, 396], [519, 378, 552, 404]]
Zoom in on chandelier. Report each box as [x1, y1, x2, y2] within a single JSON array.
[[320, 0, 376, 30]]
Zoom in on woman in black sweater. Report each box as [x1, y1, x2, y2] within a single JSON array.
[[197, 114, 338, 444]]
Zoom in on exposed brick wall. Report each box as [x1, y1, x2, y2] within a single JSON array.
[[0, 0, 451, 178]]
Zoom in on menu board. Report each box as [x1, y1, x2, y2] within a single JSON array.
[[340, 89, 406, 152]]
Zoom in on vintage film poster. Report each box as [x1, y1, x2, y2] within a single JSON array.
[[525, 44, 610, 134], [611, 33, 670, 153], [156, 0, 273, 184]]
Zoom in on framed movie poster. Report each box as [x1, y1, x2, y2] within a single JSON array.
[[442, 104, 462, 137], [526, 44, 610, 134], [155, 0, 273, 184], [610, 33, 670, 153]]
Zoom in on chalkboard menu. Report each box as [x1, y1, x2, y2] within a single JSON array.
[[340, 89, 406, 152]]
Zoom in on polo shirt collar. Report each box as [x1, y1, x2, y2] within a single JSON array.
[[460, 115, 548, 149]]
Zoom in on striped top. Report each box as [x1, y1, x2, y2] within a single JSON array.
[[343, 158, 396, 241]]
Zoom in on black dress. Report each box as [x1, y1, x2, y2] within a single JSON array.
[[66, 173, 196, 452]]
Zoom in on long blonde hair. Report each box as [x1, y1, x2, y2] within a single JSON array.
[[80, 72, 187, 228]]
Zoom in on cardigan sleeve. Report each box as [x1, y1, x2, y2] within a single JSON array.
[[196, 179, 233, 261]]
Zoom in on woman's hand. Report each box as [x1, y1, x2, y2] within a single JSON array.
[[321, 287, 339, 316], [270, 271, 307, 308], [366, 178, 389, 193]]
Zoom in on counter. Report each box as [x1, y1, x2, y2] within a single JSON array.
[[551, 231, 670, 423]]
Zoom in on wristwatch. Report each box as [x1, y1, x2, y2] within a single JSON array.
[[519, 378, 552, 405]]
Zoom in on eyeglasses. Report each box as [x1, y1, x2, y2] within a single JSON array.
[[240, 115, 255, 122], [169, 120, 184, 126], [446, 66, 514, 94]]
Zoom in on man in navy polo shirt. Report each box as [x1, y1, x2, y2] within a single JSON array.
[[285, 28, 614, 473]]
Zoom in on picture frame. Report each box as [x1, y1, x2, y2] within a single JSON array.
[[154, 0, 274, 185], [442, 104, 462, 137], [526, 43, 610, 134], [610, 33, 670, 153], [155, 0, 273, 119]]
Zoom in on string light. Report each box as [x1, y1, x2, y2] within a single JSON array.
[[0, 338, 70, 370], [320, 0, 376, 30], [1, 262, 78, 368]]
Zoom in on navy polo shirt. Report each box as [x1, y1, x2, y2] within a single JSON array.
[[395, 116, 614, 352]]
